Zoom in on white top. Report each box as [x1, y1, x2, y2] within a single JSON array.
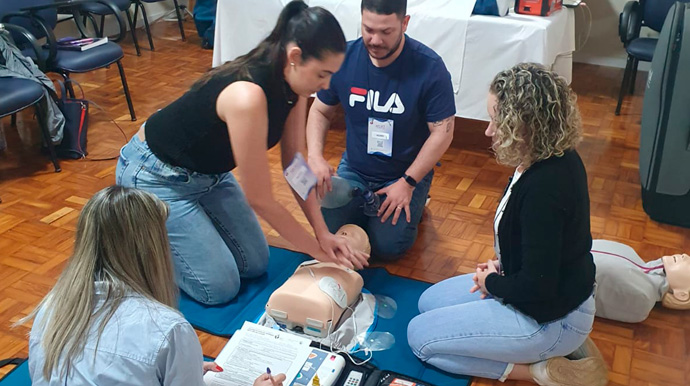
[[29, 283, 204, 386], [494, 168, 523, 261]]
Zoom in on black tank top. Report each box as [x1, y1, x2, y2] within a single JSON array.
[[145, 63, 298, 174]]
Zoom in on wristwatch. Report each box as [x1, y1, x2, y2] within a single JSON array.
[[403, 174, 417, 187]]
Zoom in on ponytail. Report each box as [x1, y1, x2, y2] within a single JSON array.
[[266, 0, 309, 44], [193, 0, 345, 89]]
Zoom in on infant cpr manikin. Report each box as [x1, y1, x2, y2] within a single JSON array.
[[265, 225, 370, 338]]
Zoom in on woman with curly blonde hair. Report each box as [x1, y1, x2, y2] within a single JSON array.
[[408, 63, 607, 385]]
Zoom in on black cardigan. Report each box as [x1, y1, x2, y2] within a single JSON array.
[[485, 150, 596, 324]]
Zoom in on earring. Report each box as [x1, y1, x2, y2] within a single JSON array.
[[290, 62, 295, 67]]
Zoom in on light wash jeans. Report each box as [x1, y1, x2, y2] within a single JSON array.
[[407, 273, 595, 381], [322, 157, 433, 261], [115, 135, 269, 305]]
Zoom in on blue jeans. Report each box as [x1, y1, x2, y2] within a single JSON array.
[[115, 135, 269, 305], [322, 157, 433, 261], [407, 274, 595, 380]]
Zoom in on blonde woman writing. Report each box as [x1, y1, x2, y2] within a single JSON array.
[[18, 186, 285, 386], [408, 64, 607, 386]]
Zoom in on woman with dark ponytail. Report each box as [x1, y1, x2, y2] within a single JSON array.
[[116, 1, 367, 306]]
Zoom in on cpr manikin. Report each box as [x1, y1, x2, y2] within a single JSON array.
[[265, 225, 371, 338], [591, 240, 690, 323]]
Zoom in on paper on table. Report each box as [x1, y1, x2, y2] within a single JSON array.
[[204, 321, 313, 386]]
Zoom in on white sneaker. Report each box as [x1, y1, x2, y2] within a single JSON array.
[[530, 356, 608, 386]]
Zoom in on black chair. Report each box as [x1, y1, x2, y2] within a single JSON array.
[[0, 0, 136, 121], [616, 0, 681, 115], [78, 0, 143, 56], [0, 23, 61, 172], [132, 0, 187, 52]]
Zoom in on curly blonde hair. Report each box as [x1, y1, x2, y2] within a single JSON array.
[[489, 63, 582, 168]]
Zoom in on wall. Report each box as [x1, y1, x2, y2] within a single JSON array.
[[572, 0, 657, 70], [51, 0, 652, 71]]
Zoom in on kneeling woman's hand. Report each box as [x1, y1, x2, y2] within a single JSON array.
[[470, 259, 499, 298], [315, 232, 370, 270]]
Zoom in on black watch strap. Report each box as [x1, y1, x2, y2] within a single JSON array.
[[403, 174, 417, 187]]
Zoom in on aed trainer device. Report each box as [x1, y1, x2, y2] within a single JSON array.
[[290, 348, 345, 386]]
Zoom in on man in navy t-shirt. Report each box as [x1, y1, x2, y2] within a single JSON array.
[[306, 0, 456, 260]]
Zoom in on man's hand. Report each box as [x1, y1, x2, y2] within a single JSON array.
[[376, 178, 414, 225], [308, 156, 335, 200], [470, 259, 498, 299]]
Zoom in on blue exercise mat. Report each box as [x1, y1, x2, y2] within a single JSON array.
[[178, 247, 309, 336], [178, 247, 470, 386], [0, 360, 29, 386], [0, 357, 216, 385], [358, 268, 471, 386]]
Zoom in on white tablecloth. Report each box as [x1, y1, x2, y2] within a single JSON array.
[[213, 1, 575, 121]]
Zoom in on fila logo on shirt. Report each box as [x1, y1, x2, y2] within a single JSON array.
[[349, 87, 405, 114]]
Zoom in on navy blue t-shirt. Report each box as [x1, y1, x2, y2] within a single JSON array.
[[317, 36, 455, 182]]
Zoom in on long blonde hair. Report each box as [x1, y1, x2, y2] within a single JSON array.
[[16, 186, 177, 380], [489, 63, 582, 168]]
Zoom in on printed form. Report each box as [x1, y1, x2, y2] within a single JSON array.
[[204, 321, 313, 386]]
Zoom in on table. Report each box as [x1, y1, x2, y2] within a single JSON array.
[[213, 0, 575, 121]]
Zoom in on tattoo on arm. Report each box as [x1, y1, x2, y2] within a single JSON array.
[[431, 117, 454, 133]]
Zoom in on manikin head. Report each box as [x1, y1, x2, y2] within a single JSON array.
[[336, 224, 371, 256], [662, 253, 690, 309]]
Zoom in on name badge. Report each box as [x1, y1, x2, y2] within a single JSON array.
[[283, 152, 317, 201], [367, 118, 394, 157]]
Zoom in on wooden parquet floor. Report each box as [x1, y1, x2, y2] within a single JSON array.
[[1, 19, 689, 386]]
